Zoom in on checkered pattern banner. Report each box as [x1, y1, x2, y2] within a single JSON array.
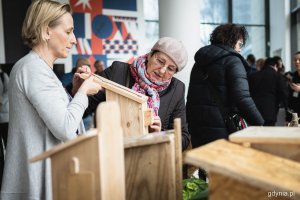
[[103, 39, 138, 55]]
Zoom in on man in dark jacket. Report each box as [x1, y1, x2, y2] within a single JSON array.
[[73, 37, 190, 150], [285, 51, 300, 123], [248, 57, 288, 126], [186, 24, 264, 148]]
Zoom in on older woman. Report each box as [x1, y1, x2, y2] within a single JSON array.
[[187, 23, 264, 148], [73, 37, 190, 150], [0, 1, 101, 199]]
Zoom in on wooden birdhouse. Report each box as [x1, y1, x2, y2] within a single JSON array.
[[30, 101, 182, 200], [229, 126, 300, 162], [184, 139, 300, 200], [82, 73, 153, 136], [30, 102, 126, 200]]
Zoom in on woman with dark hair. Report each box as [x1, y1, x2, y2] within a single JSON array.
[[186, 23, 264, 148]]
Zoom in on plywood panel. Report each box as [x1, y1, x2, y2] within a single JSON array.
[[251, 143, 300, 162], [106, 90, 148, 136], [125, 139, 176, 200], [97, 102, 126, 200], [51, 137, 100, 200], [209, 172, 291, 200], [67, 172, 95, 200], [229, 127, 300, 144], [229, 127, 300, 162]]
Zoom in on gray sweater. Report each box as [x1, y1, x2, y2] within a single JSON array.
[[1, 51, 88, 200]]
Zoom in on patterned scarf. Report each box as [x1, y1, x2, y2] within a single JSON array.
[[130, 54, 171, 116]]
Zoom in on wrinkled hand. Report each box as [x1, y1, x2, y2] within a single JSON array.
[[289, 82, 300, 92], [78, 75, 102, 96], [72, 65, 92, 95], [149, 115, 162, 133]]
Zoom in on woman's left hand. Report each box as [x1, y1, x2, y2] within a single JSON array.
[[149, 116, 162, 133]]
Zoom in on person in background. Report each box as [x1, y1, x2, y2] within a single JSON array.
[[285, 51, 300, 124], [94, 60, 105, 75], [187, 23, 264, 149], [71, 37, 191, 151], [248, 57, 288, 126], [273, 56, 285, 75], [186, 24, 264, 181], [0, 67, 9, 189], [246, 54, 256, 75], [61, 57, 91, 87], [0, 1, 101, 199], [255, 58, 265, 71]]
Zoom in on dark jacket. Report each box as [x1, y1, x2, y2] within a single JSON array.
[[286, 71, 300, 121], [186, 44, 264, 148], [248, 66, 288, 123], [86, 61, 190, 150]]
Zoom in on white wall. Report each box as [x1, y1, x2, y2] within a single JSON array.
[[270, 0, 291, 71], [159, 0, 201, 98], [0, 0, 5, 63]]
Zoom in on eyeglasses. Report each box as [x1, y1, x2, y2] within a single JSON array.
[[153, 54, 177, 75], [237, 41, 243, 48]]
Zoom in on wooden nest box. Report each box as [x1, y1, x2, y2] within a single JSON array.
[[30, 102, 183, 200], [230, 126, 300, 162], [88, 74, 153, 136]]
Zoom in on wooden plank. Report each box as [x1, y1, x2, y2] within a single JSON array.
[[125, 137, 176, 200], [96, 102, 126, 200], [80, 73, 148, 103], [106, 90, 148, 136], [209, 172, 290, 200], [67, 172, 95, 200], [29, 129, 98, 162], [174, 118, 182, 200], [229, 127, 300, 162], [184, 139, 300, 197], [251, 143, 300, 162], [229, 126, 300, 144], [51, 136, 101, 200], [124, 131, 174, 149], [143, 108, 154, 126]]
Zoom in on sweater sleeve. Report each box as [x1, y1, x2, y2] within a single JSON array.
[[22, 60, 88, 141]]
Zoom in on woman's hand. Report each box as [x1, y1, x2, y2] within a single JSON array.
[[72, 65, 92, 95], [149, 116, 162, 133], [78, 74, 102, 96], [289, 82, 300, 92]]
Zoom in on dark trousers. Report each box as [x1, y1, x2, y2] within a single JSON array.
[[0, 122, 8, 189]]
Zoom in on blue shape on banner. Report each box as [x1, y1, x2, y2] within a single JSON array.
[[92, 15, 113, 39], [103, 0, 136, 11], [73, 13, 85, 38]]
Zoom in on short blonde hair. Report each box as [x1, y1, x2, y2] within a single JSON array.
[[22, 0, 71, 48]]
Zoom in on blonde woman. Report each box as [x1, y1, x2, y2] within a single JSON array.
[[1, 1, 101, 199]]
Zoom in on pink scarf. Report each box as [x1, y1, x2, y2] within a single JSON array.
[[130, 54, 171, 116]]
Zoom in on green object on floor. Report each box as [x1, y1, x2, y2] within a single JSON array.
[[182, 177, 208, 200]]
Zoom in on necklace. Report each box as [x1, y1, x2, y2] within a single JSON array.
[[32, 50, 53, 70]]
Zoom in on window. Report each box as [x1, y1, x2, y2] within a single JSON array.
[[143, 0, 159, 52], [199, 0, 268, 58]]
